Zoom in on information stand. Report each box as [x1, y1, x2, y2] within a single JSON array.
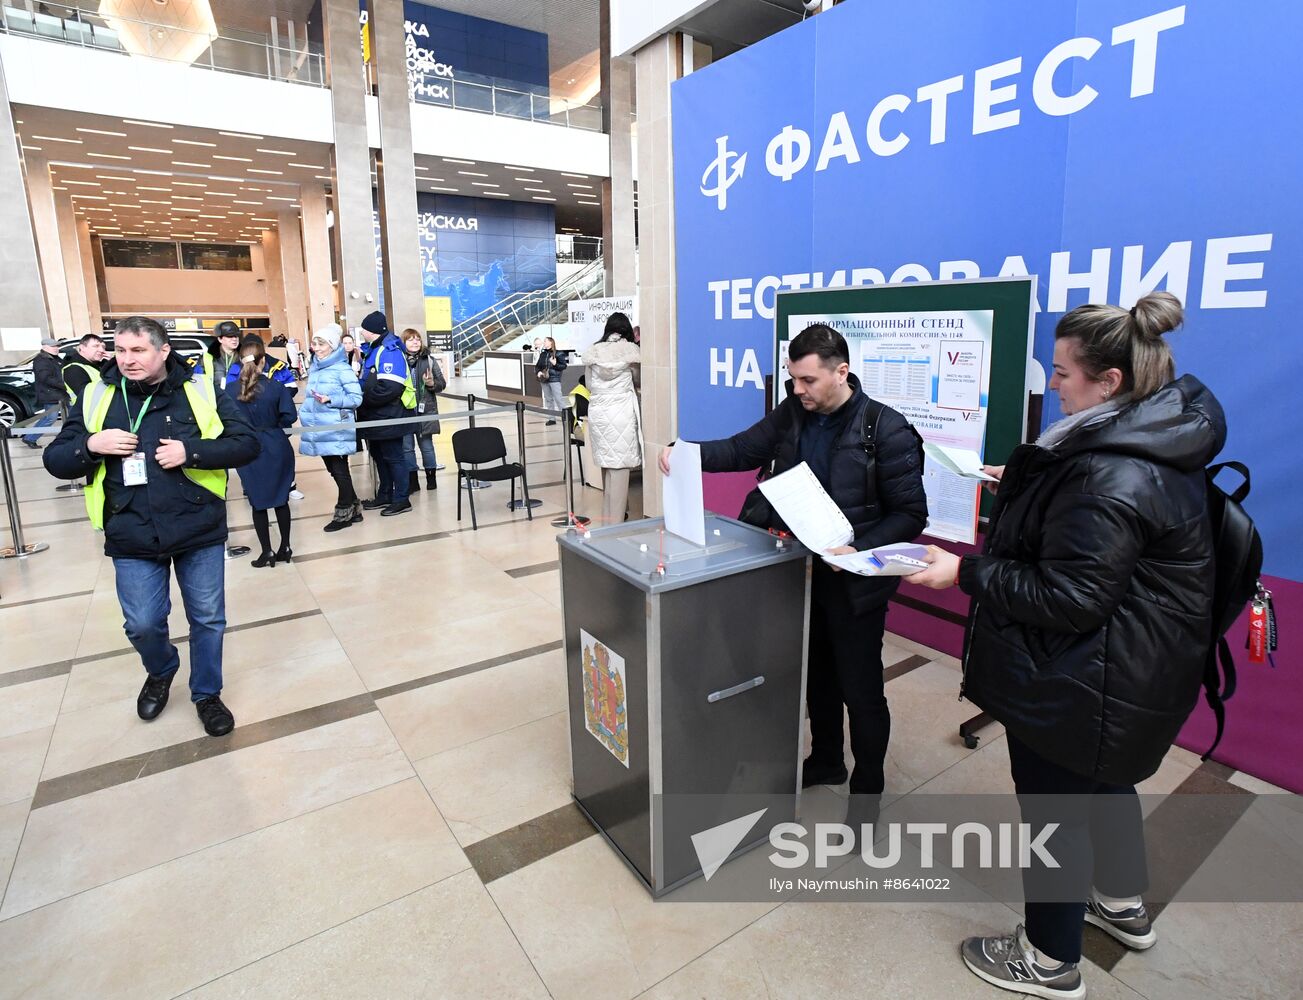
[[558, 515, 810, 896]]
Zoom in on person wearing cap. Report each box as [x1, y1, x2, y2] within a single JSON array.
[[300, 323, 365, 531], [23, 337, 67, 448], [355, 310, 416, 516], [192, 322, 242, 391]]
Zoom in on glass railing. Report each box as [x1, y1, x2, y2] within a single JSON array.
[[1, 6, 603, 130], [556, 235, 604, 264], [408, 71, 603, 131], [452, 259, 607, 365], [0, 3, 325, 85]]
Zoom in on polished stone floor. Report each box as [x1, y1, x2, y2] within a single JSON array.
[[0, 403, 1299, 999]]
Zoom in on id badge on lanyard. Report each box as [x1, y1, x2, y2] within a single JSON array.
[[121, 391, 155, 487]]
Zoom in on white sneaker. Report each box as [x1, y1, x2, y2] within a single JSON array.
[[288, 488, 305, 500]]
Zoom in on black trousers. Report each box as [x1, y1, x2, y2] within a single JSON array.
[[806, 567, 890, 795], [1007, 733, 1149, 964], [366, 437, 409, 503], [321, 454, 357, 508]]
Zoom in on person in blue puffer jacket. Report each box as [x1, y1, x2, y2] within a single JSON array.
[[299, 323, 364, 532]]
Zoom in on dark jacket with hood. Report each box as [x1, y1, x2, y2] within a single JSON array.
[[43, 354, 260, 558], [958, 375, 1226, 785], [698, 373, 929, 615], [356, 313, 412, 442], [33, 349, 66, 407]]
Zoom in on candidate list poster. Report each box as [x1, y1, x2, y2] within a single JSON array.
[[783, 310, 993, 543]]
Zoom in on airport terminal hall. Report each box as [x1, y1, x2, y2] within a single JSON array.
[[2, 1, 1302, 998]]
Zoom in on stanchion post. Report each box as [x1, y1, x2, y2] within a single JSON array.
[[0, 426, 50, 558], [551, 397, 590, 529], [461, 392, 490, 491], [508, 400, 542, 512]]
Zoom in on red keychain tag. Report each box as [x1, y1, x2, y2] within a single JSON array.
[[1247, 600, 1268, 664]]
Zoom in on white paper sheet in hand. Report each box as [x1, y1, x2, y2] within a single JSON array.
[[757, 462, 854, 552], [923, 442, 998, 481], [662, 440, 706, 546]]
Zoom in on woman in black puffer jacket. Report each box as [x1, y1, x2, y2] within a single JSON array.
[[908, 292, 1226, 998]]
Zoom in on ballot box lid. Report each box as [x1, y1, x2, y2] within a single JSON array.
[[556, 515, 807, 593]]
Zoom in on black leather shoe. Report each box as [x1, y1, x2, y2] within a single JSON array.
[[250, 551, 276, 568], [196, 695, 235, 737], [362, 497, 390, 510], [275, 545, 292, 564], [801, 759, 849, 788], [381, 499, 413, 516], [137, 672, 175, 721]]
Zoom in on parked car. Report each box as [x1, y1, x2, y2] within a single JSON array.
[[0, 334, 215, 427]]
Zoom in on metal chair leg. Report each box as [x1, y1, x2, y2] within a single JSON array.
[[521, 469, 533, 521], [456, 470, 463, 521], [467, 475, 478, 529]]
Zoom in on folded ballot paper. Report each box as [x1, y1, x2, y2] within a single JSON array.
[[821, 543, 932, 577], [923, 442, 999, 481]]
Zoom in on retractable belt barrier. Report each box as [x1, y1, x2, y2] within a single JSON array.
[[0, 392, 574, 561]]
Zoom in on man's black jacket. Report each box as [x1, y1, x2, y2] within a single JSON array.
[[698, 373, 928, 614], [33, 350, 65, 407], [44, 355, 260, 558]]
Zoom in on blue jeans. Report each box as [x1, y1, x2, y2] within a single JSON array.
[[369, 437, 409, 503], [23, 404, 61, 446], [403, 432, 438, 472], [113, 543, 227, 701]]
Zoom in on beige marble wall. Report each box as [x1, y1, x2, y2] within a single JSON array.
[[277, 210, 309, 343], [262, 228, 288, 339], [323, 0, 379, 328], [76, 219, 103, 336], [54, 195, 89, 337], [634, 34, 682, 516], [0, 50, 51, 360], [299, 183, 336, 334], [24, 154, 73, 340], [601, 1, 637, 298]]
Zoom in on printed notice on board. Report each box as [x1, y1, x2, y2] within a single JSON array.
[[783, 310, 994, 544]]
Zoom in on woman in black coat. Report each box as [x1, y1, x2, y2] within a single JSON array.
[[226, 336, 298, 567], [907, 292, 1226, 998]]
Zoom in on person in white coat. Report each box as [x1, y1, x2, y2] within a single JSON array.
[[583, 312, 642, 523]]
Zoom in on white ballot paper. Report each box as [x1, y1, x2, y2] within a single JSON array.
[[923, 442, 998, 481], [822, 543, 931, 577], [662, 440, 706, 546], [757, 462, 854, 552]]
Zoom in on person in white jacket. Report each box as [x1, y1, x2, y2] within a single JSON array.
[[583, 313, 642, 523]]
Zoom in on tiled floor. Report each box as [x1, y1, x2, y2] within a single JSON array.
[[1, 405, 1300, 999]]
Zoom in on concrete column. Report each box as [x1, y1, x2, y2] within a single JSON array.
[[55, 194, 89, 336], [600, 0, 637, 296], [262, 228, 289, 339], [77, 219, 103, 334], [322, 0, 379, 327], [0, 50, 50, 363], [300, 182, 335, 332], [369, 0, 425, 334], [634, 33, 683, 516], [277, 210, 309, 343], [24, 153, 73, 340]]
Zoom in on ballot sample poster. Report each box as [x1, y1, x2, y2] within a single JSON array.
[[580, 629, 630, 768], [783, 310, 993, 543]]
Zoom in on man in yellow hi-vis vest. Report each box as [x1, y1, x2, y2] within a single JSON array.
[[44, 317, 259, 737], [61, 332, 107, 405]]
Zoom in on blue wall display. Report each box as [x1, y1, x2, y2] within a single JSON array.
[[356, 0, 549, 104], [375, 195, 556, 325], [671, 0, 1302, 584]]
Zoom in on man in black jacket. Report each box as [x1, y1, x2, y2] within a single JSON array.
[[23, 337, 66, 448], [660, 325, 927, 809], [45, 317, 260, 737], [356, 310, 415, 516]]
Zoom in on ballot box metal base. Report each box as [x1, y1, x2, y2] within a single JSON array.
[[558, 515, 811, 896]]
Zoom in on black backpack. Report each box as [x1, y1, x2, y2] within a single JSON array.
[[1199, 461, 1266, 759]]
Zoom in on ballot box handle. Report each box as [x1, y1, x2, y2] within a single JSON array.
[[707, 676, 766, 703]]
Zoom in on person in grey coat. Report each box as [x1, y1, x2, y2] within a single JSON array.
[[300, 324, 365, 532], [401, 328, 445, 493]]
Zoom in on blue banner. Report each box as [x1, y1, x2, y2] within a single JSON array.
[[672, 1, 1302, 580]]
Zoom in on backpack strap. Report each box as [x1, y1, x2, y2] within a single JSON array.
[[859, 396, 882, 504], [1200, 635, 1238, 761], [1208, 461, 1251, 504]]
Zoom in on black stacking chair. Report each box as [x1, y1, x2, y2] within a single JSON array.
[[568, 389, 590, 486], [452, 426, 532, 529]]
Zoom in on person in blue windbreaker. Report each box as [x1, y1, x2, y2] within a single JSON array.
[[299, 323, 364, 532]]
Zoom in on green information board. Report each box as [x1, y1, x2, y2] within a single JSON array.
[[774, 277, 1037, 529]]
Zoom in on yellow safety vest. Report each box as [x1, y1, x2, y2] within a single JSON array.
[[63, 361, 101, 405], [370, 342, 417, 410], [82, 376, 227, 530]]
